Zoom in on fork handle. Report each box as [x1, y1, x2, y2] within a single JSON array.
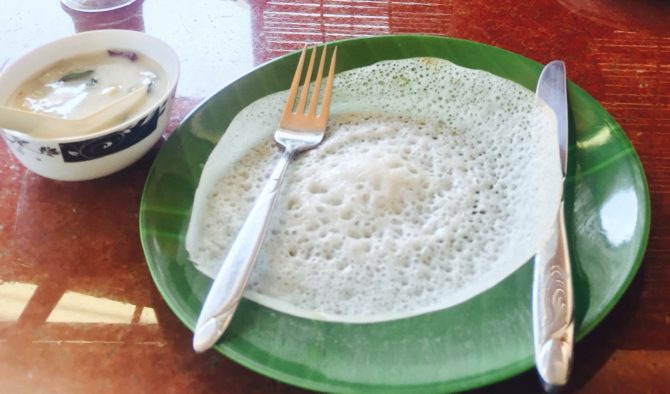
[[193, 148, 294, 353], [532, 200, 574, 391]]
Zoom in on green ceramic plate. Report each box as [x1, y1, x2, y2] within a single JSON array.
[[139, 35, 650, 393]]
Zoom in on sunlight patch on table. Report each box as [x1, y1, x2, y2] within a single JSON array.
[[138, 307, 158, 325], [0, 282, 38, 322], [46, 291, 135, 324]]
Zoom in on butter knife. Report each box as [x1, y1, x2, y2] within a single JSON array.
[[532, 60, 574, 392]]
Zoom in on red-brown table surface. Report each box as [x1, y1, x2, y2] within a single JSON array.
[[1, 1, 669, 393]]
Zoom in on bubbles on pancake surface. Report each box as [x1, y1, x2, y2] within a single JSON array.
[[187, 57, 562, 323]]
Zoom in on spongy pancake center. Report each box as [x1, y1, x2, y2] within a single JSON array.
[[185, 57, 562, 323]]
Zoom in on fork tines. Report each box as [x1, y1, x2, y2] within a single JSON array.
[[280, 45, 337, 131]]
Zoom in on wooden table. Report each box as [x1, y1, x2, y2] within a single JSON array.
[[1, 1, 668, 392]]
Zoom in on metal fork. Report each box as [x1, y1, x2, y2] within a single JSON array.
[[193, 45, 337, 353]]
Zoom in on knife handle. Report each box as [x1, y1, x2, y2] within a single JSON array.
[[532, 200, 574, 391]]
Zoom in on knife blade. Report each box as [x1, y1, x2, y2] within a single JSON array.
[[532, 60, 574, 392]]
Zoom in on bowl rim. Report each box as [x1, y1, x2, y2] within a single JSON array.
[[0, 29, 180, 143]]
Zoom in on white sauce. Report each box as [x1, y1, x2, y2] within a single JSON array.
[[10, 50, 165, 119]]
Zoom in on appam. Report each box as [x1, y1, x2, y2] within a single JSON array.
[[186, 57, 562, 323]]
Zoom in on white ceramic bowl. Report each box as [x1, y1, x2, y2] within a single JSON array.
[[0, 29, 179, 181]]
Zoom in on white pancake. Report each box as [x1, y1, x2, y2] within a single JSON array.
[[186, 57, 562, 323]]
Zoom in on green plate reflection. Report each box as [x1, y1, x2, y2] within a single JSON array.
[[139, 35, 649, 393]]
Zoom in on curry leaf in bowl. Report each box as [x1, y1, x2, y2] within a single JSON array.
[[59, 69, 94, 82]]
